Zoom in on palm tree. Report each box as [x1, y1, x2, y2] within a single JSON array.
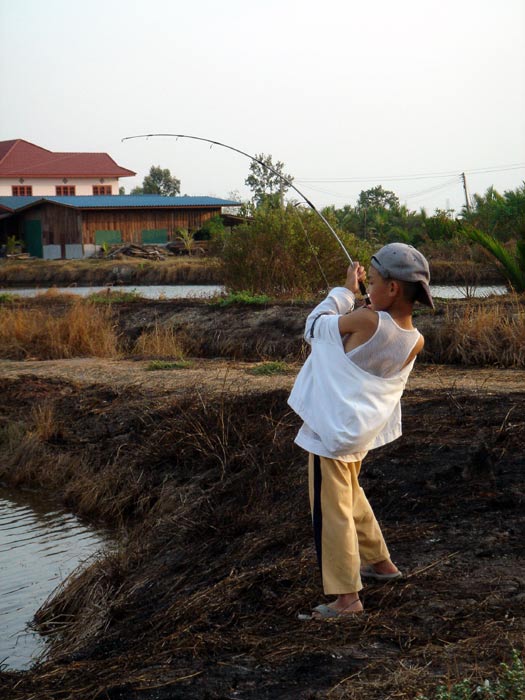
[[175, 228, 197, 255], [463, 225, 525, 292]]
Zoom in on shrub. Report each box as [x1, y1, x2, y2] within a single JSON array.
[[218, 204, 372, 296]]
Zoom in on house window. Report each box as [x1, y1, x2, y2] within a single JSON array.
[[56, 185, 76, 196], [12, 185, 33, 196], [93, 185, 112, 195]]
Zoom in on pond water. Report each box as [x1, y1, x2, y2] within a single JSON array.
[[0, 485, 112, 670], [0, 284, 508, 300], [0, 284, 224, 299]]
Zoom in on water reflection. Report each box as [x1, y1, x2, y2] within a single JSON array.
[[0, 485, 112, 670], [0, 283, 507, 300], [0, 284, 224, 299]]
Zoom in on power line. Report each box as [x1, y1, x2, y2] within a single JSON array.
[[401, 177, 461, 201], [296, 162, 525, 184], [296, 176, 461, 202]]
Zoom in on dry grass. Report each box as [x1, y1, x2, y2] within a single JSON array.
[[132, 322, 187, 359], [2, 295, 525, 366], [0, 300, 119, 359], [433, 296, 525, 367], [30, 402, 58, 442]]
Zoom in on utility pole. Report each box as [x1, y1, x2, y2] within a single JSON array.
[[461, 172, 471, 213]]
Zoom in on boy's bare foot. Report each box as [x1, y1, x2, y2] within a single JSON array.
[[363, 559, 399, 575], [312, 595, 363, 618], [361, 559, 403, 582]]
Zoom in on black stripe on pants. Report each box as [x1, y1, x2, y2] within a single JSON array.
[[312, 454, 323, 575]]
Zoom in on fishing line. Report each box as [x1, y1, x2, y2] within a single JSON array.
[[121, 133, 369, 301], [292, 203, 330, 289]]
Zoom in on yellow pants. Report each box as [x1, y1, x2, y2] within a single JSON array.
[[308, 453, 390, 594]]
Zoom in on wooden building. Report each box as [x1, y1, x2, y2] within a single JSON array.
[[0, 195, 240, 259]]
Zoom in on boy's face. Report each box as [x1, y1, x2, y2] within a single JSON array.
[[367, 266, 395, 311]]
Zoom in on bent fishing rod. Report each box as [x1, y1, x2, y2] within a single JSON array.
[[121, 133, 368, 299]]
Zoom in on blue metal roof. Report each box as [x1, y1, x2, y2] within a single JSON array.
[[0, 195, 241, 212], [0, 196, 39, 211]]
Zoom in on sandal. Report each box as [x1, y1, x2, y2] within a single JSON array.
[[361, 565, 402, 581]]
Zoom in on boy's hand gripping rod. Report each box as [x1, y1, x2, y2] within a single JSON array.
[[121, 133, 369, 302]]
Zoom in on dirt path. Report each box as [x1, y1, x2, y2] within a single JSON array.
[[2, 357, 525, 397]]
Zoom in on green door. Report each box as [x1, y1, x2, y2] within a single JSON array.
[[24, 220, 43, 258]]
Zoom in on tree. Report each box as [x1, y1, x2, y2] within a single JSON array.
[[461, 184, 525, 242], [131, 166, 181, 196], [357, 186, 399, 212], [245, 154, 293, 208]]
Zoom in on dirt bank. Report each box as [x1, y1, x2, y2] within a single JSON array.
[[0, 359, 524, 700], [4, 292, 524, 368], [0, 255, 506, 288], [0, 257, 222, 287]]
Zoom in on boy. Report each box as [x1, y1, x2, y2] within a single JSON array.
[[288, 242, 434, 618]]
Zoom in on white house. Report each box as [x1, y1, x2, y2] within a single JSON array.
[[0, 139, 135, 196]]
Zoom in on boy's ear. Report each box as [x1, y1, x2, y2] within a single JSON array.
[[388, 280, 401, 297]]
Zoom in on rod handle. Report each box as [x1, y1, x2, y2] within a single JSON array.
[[359, 280, 371, 305]]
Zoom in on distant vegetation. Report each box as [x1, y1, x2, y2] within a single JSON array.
[[213, 176, 525, 296]]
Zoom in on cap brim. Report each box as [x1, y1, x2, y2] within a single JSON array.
[[416, 282, 434, 309]]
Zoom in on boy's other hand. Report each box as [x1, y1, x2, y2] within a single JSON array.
[[345, 262, 366, 295]]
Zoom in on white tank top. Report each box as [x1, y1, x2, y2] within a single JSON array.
[[347, 311, 420, 378]]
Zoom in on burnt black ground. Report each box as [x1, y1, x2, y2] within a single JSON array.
[[0, 372, 524, 700]]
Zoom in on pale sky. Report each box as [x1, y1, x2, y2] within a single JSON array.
[[1, 0, 524, 214]]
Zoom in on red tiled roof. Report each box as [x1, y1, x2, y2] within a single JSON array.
[[0, 139, 136, 178]]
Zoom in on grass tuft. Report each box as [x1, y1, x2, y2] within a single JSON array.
[[212, 290, 271, 307], [87, 289, 143, 304], [146, 359, 193, 370], [247, 361, 293, 375], [133, 323, 187, 359], [30, 403, 59, 442]]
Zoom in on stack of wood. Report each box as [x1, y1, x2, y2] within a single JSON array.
[[166, 240, 207, 256], [102, 244, 166, 260], [5, 252, 33, 259]]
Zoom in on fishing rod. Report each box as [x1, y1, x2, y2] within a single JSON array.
[[121, 133, 369, 299]]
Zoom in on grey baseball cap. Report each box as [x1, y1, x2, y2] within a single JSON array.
[[371, 242, 434, 308]]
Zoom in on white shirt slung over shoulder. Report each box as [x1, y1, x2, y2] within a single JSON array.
[[288, 287, 421, 460]]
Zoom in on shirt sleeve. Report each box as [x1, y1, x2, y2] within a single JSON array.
[[304, 287, 355, 343]]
